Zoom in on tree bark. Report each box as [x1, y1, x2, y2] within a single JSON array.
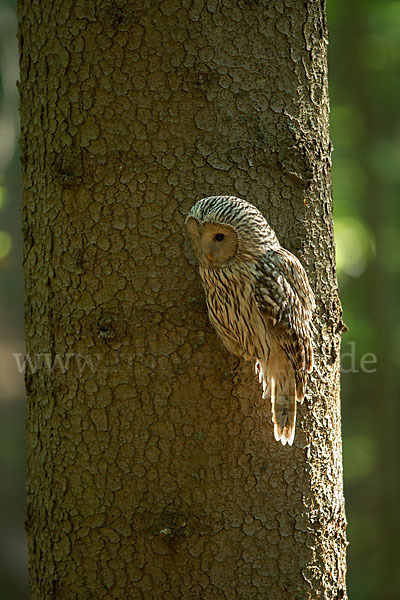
[[18, 1, 347, 598]]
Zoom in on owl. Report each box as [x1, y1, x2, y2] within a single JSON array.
[[186, 195, 315, 446]]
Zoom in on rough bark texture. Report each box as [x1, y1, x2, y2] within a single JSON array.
[[19, 1, 347, 598]]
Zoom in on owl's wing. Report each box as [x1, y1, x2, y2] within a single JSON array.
[[254, 247, 315, 377]]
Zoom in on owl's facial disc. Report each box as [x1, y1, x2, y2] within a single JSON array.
[[186, 217, 238, 266], [197, 222, 238, 266]]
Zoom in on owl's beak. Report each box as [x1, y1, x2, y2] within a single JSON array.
[[206, 253, 214, 262]]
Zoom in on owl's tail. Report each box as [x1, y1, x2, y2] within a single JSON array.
[[257, 352, 298, 446], [270, 375, 296, 446]]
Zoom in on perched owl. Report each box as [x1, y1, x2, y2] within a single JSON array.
[[186, 195, 315, 446]]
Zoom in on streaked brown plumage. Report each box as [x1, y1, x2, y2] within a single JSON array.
[[186, 195, 315, 446]]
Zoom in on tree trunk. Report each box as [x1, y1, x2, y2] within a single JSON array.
[[18, 1, 347, 598]]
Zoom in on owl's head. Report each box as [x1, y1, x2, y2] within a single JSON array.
[[185, 195, 279, 267]]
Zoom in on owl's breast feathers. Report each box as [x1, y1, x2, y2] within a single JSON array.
[[199, 262, 272, 362], [200, 248, 314, 385]]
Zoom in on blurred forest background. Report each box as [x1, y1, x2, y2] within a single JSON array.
[[0, 0, 398, 598]]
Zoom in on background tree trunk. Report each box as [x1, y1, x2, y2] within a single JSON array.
[[18, 1, 347, 598]]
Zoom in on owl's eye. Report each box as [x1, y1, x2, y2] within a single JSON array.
[[214, 233, 225, 242]]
